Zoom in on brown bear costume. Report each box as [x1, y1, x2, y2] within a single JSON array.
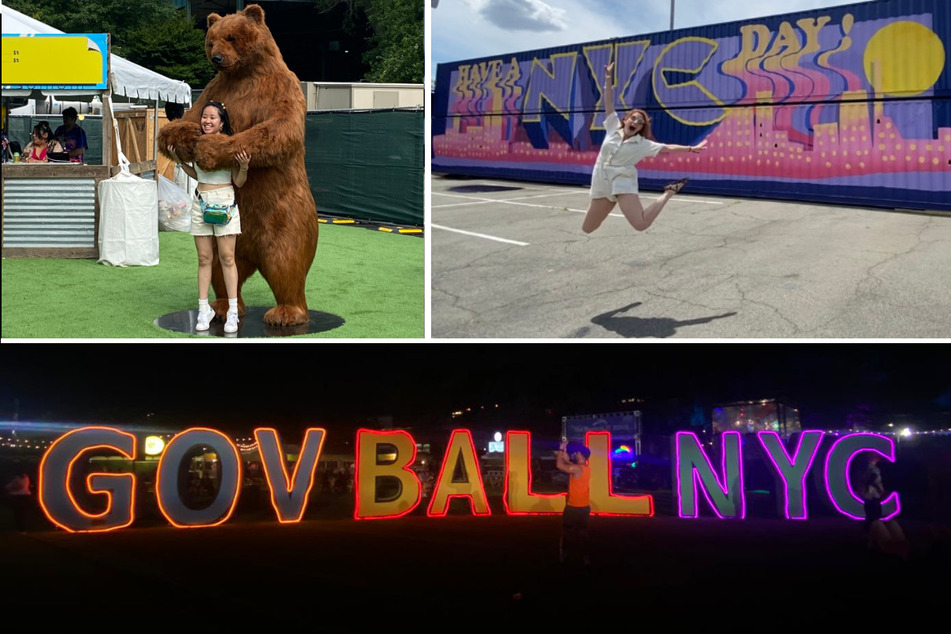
[[159, 4, 319, 326]]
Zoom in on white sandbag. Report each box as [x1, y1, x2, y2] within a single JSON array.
[[98, 168, 159, 266]]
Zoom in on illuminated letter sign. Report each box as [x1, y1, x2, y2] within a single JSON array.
[[756, 431, 824, 520], [38, 426, 136, 533], [354, 429, 421, 520], [428, 429, 491, 517], [586, 432, 653, 516], [504, 431, 564, 514], [255, 427, 326, 524], [824, 433, 900, 521], [155, 428, 241, 528], [675, 431, 745, 519]]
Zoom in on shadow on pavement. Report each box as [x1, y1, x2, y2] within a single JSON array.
[[591, 302, 738, 338]]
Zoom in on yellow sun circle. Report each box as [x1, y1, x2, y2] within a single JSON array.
[[864, 21, 945, 96]]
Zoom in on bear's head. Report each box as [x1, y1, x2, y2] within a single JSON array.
[[205, 4, 282, 74]]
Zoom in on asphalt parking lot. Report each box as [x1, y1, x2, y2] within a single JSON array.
[[3, 506, 946, 628], [431, 175, 951, 339]]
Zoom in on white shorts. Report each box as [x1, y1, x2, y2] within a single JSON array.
[[190, 186, 241, 237], [589, 165, 639, 202]]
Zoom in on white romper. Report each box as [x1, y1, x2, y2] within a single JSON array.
[[590, 111, 665, 202]]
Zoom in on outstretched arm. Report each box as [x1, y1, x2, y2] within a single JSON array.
[[603, 62, 616, 117], [659, 139, 708, 154]]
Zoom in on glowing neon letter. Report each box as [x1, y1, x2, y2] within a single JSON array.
[[427, 429, 491, 517], [504, 431, 564, 515], [39, 426, 136, 533], [824, 433, 900, 521], [757, 431, 824, 520], [155, 428, 241, 528], [675, 431, 745, 519], [354, 429, 421, 520], [586, 432, 653, 516], [255, 427, 326, 524]]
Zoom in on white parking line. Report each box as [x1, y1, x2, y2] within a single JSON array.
[[431, 224, 529, 246], [433, 190, 726, 211]]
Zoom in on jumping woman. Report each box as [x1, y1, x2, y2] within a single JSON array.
[[583, 62, 708, 234]]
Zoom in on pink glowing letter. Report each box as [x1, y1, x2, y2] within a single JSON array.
[[824, 433, 900, 521], [757, 431, 824, 520], [675, 431, 745, 519]]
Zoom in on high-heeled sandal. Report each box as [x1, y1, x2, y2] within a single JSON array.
[[664, 177, 689, 194]]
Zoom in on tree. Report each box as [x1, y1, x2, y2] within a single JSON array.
[[363, 0, 424, 83], [310, 0, 423, 83], [6, 0, 212, 87]]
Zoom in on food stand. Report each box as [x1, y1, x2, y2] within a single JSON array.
[[1, 5, 192, 259]]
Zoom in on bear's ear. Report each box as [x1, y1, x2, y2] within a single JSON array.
[[207, 13, 222, 27], [243, 4, 266, 25]]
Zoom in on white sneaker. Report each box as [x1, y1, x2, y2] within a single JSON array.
[[224, 310, 239, 334], [196, 307, 215, 331]]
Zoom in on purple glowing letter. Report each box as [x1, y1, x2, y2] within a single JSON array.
[[756, 431, 824, 520], [824, 433, 900, 521], [675, 431, 745, 519]]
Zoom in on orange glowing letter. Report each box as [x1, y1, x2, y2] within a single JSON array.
[[38, 426, 137, 533], [504, 431, 565, 515], [586, 431, 654, 516], [354, 429, 421, 520], [427, 429, 491, 517], [155, 428, 241, 529], [255, 427, 326, 523]]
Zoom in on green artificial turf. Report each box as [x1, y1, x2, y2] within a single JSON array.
[[1, 224, 424, 339]]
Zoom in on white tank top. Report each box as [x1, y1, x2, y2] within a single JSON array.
[[193, 163, 232, 185]]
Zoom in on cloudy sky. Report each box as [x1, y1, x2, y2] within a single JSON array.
[[432, 0, 867, 71]]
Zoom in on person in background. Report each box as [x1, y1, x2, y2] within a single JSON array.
[[53, 107, 88, 162], [5, 468, 33, 533], [21, 121, 64, 163]]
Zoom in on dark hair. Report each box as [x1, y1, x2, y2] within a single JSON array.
[[62, 107, 78, 119], [568, 443, 591, 460], [33, 121, 53, 139], [202, 101, 234, 135]]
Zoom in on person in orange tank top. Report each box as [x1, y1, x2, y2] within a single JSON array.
[[556, 440, 591, 566]]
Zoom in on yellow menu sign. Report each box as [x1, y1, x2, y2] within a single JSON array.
[[2, 34, 108, 89]]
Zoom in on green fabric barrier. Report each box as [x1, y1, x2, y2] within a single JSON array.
[[305, 108, 423, 227]]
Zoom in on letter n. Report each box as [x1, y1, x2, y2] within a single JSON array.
[[675, 431, 745, 519]]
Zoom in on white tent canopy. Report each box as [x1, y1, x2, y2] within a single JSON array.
[[1, 3, 192, 104]]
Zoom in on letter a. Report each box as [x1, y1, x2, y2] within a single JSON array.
[[428, 429, 491, 517]]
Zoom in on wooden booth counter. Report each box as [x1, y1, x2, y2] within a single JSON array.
[[2, 160, 155, 259]]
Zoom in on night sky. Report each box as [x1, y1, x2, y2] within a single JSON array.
[[1, 344, 948, 437]]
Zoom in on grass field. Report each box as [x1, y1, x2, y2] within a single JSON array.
[[1, 224, 423, 339]]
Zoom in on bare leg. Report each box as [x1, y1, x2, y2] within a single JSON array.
[[616, 190, 676, 232], [582, 197, 617, 234], [215, 234, 239, 301], [194, 236, 214, 300]]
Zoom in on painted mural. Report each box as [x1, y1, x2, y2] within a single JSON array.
[[433, 0, 951, 212]]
